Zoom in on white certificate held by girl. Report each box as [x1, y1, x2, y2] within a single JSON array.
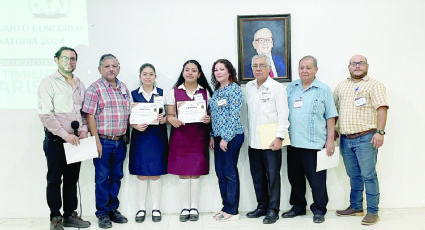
[[130, 102, 160, 125], [177, 100, 206, 123]]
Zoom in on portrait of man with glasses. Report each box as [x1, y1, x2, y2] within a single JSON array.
[[238, 15, 290, 82]]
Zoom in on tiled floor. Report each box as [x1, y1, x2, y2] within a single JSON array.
[[1, 208, 424, 230]]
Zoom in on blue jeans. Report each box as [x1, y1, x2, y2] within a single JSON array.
[[340, 132, 379, 214], [214, 134, 244, 215], [93, 138, 127, 217]]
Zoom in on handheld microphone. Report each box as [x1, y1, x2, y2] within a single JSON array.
[[71, 121, 79, 137]]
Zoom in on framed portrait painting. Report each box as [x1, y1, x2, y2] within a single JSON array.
[[237, 14, 291, 83]]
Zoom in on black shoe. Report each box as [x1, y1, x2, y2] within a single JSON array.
[[313, 214, 325, 223], [179, 209, 190, 222], [246, 208, 267, 218], [63, 211, 91, 228], [281, 209, 306, 218], [109, 210, 128, 223], [152, 210, 162, 222], [189, 208, 199, 221], [98, 215, 112, 229], [135, 210, 145, 223], [263, 209, 279, 224]]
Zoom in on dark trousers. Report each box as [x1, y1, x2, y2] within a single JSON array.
[[214, 134, 244, 215], [248, 147, 282, 211], [43, 131, 81, 220], [93, 138, 127, 217], [287, 146, 328, 215]]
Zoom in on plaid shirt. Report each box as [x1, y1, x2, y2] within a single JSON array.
[[334, 75, 388, 135], [82, 77, 130, 136]]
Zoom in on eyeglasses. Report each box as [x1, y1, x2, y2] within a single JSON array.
[[251, 64, 269, 69], [349, 61, 367, 67], [61, 56, 77, 62], [255, 37, 273, 44], [141, 73, 155, 77]]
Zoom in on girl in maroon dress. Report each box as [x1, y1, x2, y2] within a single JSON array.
[[166, 60, 213, 222]]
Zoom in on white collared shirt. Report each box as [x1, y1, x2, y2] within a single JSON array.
[[165, 84, 210, 105], [138, 86, 158, 102], [245, 76, 289, 149]]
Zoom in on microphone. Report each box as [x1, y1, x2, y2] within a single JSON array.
[[71, 121, 79, 137]]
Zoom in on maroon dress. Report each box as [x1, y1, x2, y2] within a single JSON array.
[[167, 87, 210, 175]]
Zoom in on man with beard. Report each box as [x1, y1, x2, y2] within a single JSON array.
[[38, 46, 91, 230], [333, 54, 389, 226]]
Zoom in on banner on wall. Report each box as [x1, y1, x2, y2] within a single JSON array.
[[0, 0, 89, 109]]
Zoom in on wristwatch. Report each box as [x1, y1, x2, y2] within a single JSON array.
[[376, 130, 386, 135]]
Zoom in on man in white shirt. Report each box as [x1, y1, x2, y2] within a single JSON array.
[[245, 54, 289, 224]]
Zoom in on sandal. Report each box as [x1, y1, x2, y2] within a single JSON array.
[[135, 210, 146, 223], [189, 208, 199, 221], [179, 209, 190, 222], [152, 210, 162, 222]]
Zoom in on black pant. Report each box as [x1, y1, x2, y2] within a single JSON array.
[[287, 146, 328, 215], [43, 130, 81, 220], [248, 147, 282, 211]]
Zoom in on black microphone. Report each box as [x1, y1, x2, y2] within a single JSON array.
[[71, 121, 79, 137]]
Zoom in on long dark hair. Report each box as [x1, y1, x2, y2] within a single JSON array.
[[211, 59, 240, 90], [173, 60, 213, 96]]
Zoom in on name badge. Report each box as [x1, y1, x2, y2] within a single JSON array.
[[154, 95, 163, 103], [217, 99, 227, 106], [194, 93, 203, 101], [260, 91, 271, 100], [293, 99, 303, 108], [355, 97, 366, 107]]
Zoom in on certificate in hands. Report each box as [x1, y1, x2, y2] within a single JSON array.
[[130, 102, 160, 125], [177, 100, 206, 123]]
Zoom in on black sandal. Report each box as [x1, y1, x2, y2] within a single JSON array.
[[152, 210, 162, 222], [135, 210, 146, 223], [189, 208, 199, 221], [179, 209, 190, 222]]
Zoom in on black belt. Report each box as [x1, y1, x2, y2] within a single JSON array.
[[343, 129, 376, 139], [98, 134, 123, 141]]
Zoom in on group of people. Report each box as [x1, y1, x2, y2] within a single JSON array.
[[38, 46, 388, 230]]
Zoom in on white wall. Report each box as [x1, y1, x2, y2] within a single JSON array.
[[2, 0, 425, 218]]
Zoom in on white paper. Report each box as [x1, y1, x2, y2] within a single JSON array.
[[316, 147, 340, 172], [177, 100, 206, 123], [130, 102, 159, 125], [63, 136, 98, 164]]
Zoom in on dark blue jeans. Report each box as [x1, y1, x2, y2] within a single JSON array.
[[287, 146, 328, 215], [248, 147, 282, 211], [43, 130, 81, 220], [93, 138, 127, 217], [214, 134, 244, 215], [340, 132, 379, 214]]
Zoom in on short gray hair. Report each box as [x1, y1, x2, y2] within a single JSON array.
[[299, 55, 317, 68], [251, 54, 271, 67], [99, 54, 120, 67]]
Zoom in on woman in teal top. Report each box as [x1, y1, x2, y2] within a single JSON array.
[[209, 59, 244, 221]]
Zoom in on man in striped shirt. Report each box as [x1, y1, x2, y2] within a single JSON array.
[[334, 54, 389, 226], [82, 54, 130, 229]]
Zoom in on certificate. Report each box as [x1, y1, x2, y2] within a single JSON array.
[[316, 147, 340, 172], [177, 100, 206, 123], [63, 136, 98, 164], [130, 102, 159, 125]]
